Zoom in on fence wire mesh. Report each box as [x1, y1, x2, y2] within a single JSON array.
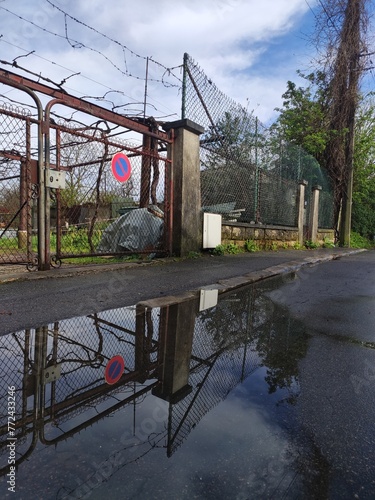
[[0, 304, 160, 460], [182, 53, 334, 228], [50, 119, 170, 260], [0, 103, 38, 266], [0, 82, 172, 269]]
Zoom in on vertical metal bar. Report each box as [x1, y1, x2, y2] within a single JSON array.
[[22, 329, 31, 430], [140, 134, 151, 208], [44, 110, 52, 269], [181, 53, 188, 120], [254, 117, 259, 222], [33, 327, 44, 423], [56, 129, 62, 258], [165, 130, 174, 255], [6, 84, 48, 270], [3, 83, 47, 270], [143, 56, 149, 119], [25, 119, 33, 263], [18, 160, 27, 249], [50, 322, 59, 419]]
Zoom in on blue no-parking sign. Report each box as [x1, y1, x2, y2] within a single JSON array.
[[105, 355, 125, 385], [111, 152, 132, 183]]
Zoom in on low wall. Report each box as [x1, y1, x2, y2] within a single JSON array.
[[222, 222, 334, 249]]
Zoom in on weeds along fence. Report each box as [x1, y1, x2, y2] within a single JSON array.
[[181, 53, 334, 229]]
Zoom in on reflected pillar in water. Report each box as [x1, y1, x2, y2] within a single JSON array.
[[152, 299, 197, 403]]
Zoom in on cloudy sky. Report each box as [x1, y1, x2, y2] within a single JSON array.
[[0, 0, 320, 125]]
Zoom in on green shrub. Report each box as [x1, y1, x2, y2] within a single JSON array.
[[350, 231, 373, 249], [212, 244, 225, 255], [304, 240, 320, 249], [212, 243, 242, 255], [322, 237, 335, 248], [225, 242, 241, 254], [244, 239, 259, 252]]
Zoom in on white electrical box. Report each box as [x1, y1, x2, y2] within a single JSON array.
[[203, 213, 222, 249], [46, 169, 66, 189], [199, 288, 219, 311], [43, 364, 62, 384]]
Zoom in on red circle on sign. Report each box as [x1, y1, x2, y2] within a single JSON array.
[[111, 153, 132, 183], [105, 355, 125, 385]]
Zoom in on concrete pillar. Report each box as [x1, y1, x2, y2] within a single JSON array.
[[152, 299, 197, 403], [309, 185, 322, 243], [163, 119, 204, 256], [297, 180, 308, 247]]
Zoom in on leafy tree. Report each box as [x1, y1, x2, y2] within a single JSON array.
[[273, 72, 330, 162], [352, 94, 375, 238], [273, 78, 375, 239], [274, 0, 371, 241]]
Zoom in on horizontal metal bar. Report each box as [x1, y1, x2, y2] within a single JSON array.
[[0, 174, 20, 181], [0, 68, 171, 142]]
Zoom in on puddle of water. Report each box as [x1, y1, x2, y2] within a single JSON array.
[[0, 275, 374, 499]]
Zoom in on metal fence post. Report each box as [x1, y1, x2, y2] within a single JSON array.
[[298, 180, 308, 246], [309, 185, 322, 243], [0, 80, 47, 270]]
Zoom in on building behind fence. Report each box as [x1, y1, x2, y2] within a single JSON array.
[[181, 53, 334, 231]]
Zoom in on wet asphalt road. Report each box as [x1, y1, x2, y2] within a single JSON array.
[[0, 248, 360, 336], [268, 250, 375, 498], [0, 249, 374, 497]]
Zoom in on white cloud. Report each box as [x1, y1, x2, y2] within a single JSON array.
[[0, 0, 318, 124]]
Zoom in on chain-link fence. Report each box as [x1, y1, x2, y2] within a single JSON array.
[[0, 102, 38, 267], [50, 119, 171, 261], [0, 73, 173, 270], [182, 53, 334, 228], [0, 304, 159, 467]]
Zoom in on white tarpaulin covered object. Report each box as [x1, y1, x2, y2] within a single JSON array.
[[97, 207, 163, 253]]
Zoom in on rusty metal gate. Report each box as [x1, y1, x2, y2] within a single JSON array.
[[0, 69, 173, 270], [0, 103, 39, 269]]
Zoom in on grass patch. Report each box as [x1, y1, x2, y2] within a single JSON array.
[[350, 231, 374, 249], [61, 255, 139, 265], [244, 239, 260, 252], [212, 243, 242, 255]]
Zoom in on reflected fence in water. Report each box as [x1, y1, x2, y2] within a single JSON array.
[[0, 274, 304, 479]]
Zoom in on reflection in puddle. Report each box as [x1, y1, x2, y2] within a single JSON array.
[[0, 275, 365, 499]]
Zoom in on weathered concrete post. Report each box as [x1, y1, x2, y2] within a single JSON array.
[[152, 299, 197, 403], [297, 180, 308, 247], [163, 119, 204, 256], [309, 185, 322, 243]]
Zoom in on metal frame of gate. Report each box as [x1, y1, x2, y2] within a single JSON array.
[[0, 68, 173, 270]]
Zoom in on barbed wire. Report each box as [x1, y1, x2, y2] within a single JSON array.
[[0, 0, 185, 120], [45, 0, 182, 85], [0, 4, 182, 88]]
